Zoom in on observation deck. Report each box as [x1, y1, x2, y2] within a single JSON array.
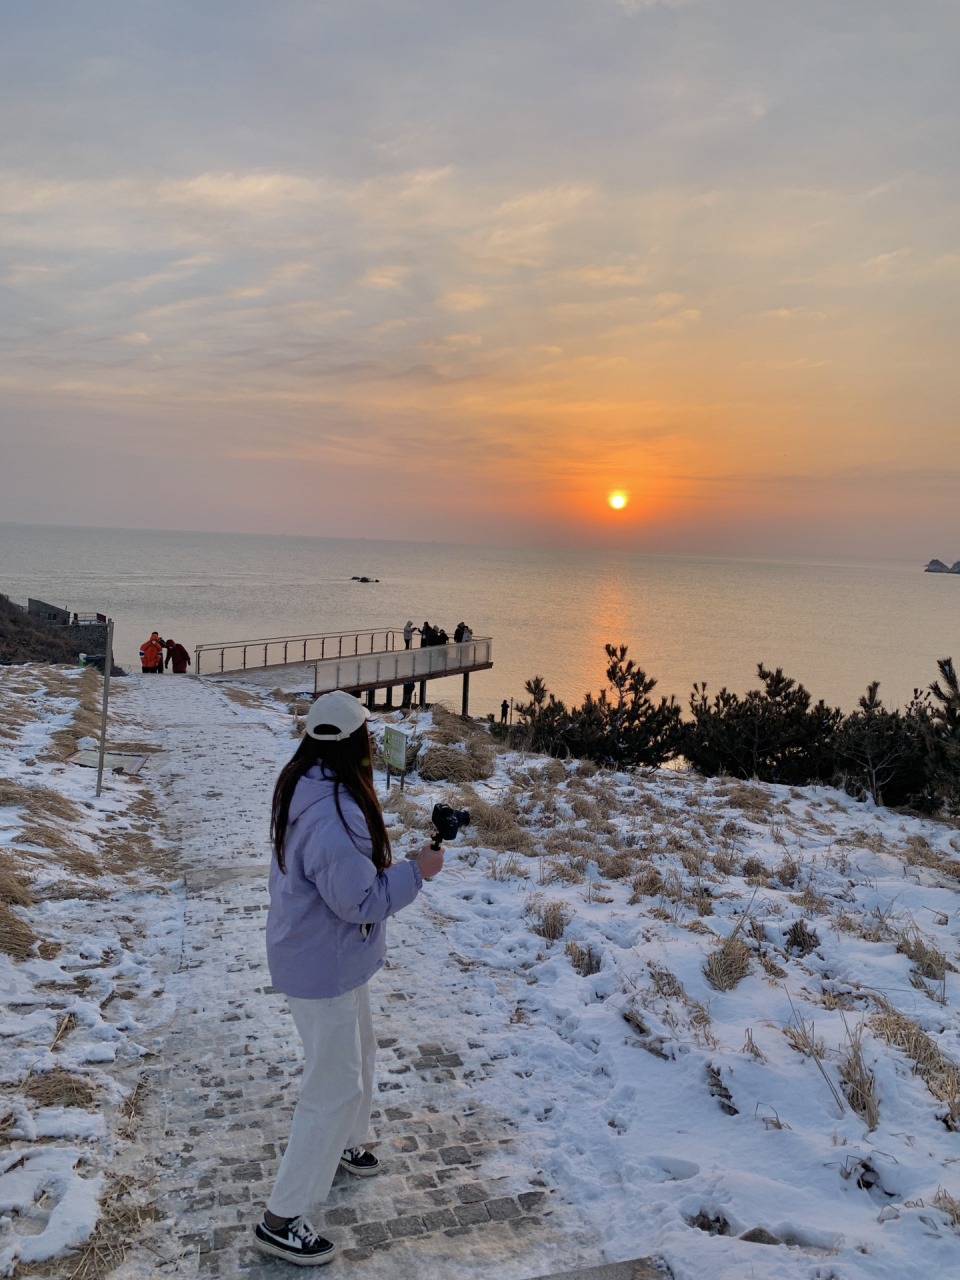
[[195, 628, 493, 714]]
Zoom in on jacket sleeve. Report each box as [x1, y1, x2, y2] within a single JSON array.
[[303, 810, 422, 924]]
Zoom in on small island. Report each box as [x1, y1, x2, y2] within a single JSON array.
[[924, 559, 960, 574]]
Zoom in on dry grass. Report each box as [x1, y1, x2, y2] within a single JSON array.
[[598, 850, 635, 880], [703, 936, 752, 991], [679, 847, 705, 876], [839, 1025, 879, 1130], [786, 919, 820, 955], [759, 954, 787, 979], [32, 1177, 163, 1280], [900, 833, 948, 871], [570, 795, 597, 821], [784, 1011, 846, 1116], [427, 704, 472, 745], [721, 783, 773, 820], [488, 853, 527, 880], [459, 789, 534, 854], [871, 1005, 960, 1129], [741, 855, 767, 880], [565, 940, 602, 976], [741, 1028, 765, 1060], [710, 846, 738, 876], [789, 884, 833, 915], [933, 1186, 960, 1231], [0, 778, 81, 825], [539, 858, 584, 886], [537, 758, 568, 786], [0, 900, 39, 960], [527, 898, 568, 941], [46, 667, 104, 758], [23, 1067, 96, 1109], [897, 929, 948, 982], [418, 742, 494, 783], [382, 790, 429, 830], [627, 865, 665, 906], [774, 853, 802, 887], [0, 856, 32, 906], [11, 825, 100, 877]]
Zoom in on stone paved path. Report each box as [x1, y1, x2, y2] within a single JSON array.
[[120, 676, 601, 1280]]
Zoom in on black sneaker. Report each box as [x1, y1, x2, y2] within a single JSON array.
[[339, 1146, 381, 1177], [253, 1216, 337, 1266]]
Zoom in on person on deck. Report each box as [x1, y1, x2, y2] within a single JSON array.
[[164, 639, 192, 674], [254, 690, 445, 1267], [453, 622, 465, 644], [402, 620, 418, 650]]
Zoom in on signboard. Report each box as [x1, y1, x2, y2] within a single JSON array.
[[383, 726, 408, 773]]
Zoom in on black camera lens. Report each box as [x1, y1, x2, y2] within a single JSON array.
[[431, 803, 471, 843]]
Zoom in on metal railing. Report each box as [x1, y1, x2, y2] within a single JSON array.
[[313, 638, 493, 694], [196, 628, 400, 675]]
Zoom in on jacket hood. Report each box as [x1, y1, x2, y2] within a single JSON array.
[[288, 766, 337, 824]]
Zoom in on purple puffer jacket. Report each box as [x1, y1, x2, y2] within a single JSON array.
[[265, 766, 422, 998]]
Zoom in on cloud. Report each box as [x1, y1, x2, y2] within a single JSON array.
[[0, 0, 957, 554], [437, 287, 491, 312]]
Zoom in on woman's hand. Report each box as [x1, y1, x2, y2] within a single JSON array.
[[415, 842, 445, 881]]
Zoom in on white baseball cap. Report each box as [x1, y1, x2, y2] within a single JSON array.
[[305, 689, 371, 741]]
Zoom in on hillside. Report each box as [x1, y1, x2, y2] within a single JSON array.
[[0, 595, 86, 666]]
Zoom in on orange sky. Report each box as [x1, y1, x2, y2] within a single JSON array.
[[1, 2, 958, 557]]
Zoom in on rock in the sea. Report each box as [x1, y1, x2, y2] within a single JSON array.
[[739, 1227, 782, 1245], [925, 559, 951, 573]]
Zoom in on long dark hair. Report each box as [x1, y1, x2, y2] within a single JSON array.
[[271, 722, 391, 875]]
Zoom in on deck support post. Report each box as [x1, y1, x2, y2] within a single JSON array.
[[366, 689, 375, 710], [385, 685, 393, 708], [418, 679, 427, 708], [461, 672, 470, 717]]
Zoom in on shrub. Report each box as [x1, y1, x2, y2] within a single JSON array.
[[515, 646, 681, 768], [835, 681, 929, 807], [513, 647, 960, 814], [681, 664, 841, 785]]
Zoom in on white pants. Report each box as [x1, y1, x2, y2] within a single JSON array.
[[267, 982, 376, 1219]]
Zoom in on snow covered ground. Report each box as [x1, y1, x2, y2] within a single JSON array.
[[3, 665, 960, 1280], [0, 664, 181, 1275]]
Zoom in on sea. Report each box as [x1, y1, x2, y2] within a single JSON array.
[[2, 522, 958, 720]]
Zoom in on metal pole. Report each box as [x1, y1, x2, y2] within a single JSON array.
[[95, 620, 114, 799], [462, 672, 470, 717]]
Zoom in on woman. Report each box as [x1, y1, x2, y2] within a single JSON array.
[[254, 689, 444, 1266]]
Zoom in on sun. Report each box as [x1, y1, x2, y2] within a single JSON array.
[[609, 492, 627, 510]]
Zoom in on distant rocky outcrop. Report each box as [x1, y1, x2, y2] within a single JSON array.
[[925, 559, 960, 574]]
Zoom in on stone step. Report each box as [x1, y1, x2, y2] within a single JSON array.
[[529, 1260, 670, 1280]]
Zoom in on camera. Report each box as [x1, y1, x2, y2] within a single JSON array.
[[430, 803, 470, 850]]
